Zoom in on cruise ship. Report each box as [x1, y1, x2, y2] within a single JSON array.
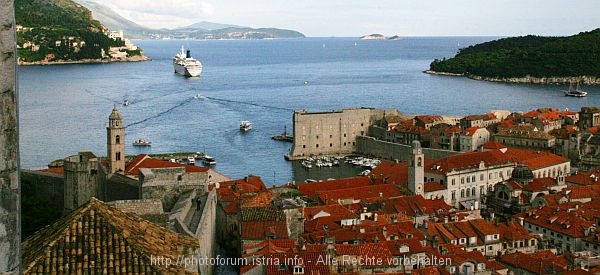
[[173, 46, 202, 77]]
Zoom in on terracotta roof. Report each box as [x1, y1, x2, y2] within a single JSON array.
[[482, 140, 507, 150], [241, 206, 286, 221], [424, 182, 446, 192], [382, 196, 453, 217], [36, 167, 65, 175], [22, 198, 199, 274], [303, 204, 358, 221], [391, 124, 430, 135], [298, 176, 373, 196], [463, 127, 482, 136], [414, 115, 444, 124], [125, 154, 208, 175], [241, 220, 289, 240], [566, 168, 600, 186], [522, 178, 559, 192], [370, 161, 409, 186], [264, 252, 330, 275], [317, 184, 403, 204], [516, 206, 595, 238], [333, 243, 395, 266], [499, 250, 569, 274]]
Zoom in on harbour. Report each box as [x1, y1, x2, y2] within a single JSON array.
[[18, 37, 600, 185]]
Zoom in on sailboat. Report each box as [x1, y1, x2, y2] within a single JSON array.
[[271, 125, 294, 142], [564, 82, 587, 97]]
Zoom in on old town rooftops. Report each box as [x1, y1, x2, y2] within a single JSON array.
[[125, 154, 208, 175], [426, 147, 568, 175], [22, 198, 199, 274]]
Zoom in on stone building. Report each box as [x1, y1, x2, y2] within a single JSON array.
[[459, 127, 490, 152], [579, 106, 600, 130], [494, 124, 556, 151], [288, 108, 396, 159]]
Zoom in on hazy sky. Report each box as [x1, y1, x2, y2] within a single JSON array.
[[91, 0, 600, 37]]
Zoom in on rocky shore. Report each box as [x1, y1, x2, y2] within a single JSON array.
[[18, 54, 152, 66], [424, 70, 600, 85]]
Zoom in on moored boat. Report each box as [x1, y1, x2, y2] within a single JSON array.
[[564, 82, 587, 97], [203, 155, 216, 166]]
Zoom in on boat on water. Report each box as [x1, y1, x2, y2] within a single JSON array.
[[132, 138, 152, 146], [123, 99, 129, 106], [564, 82, 587, 97], [173, 46, 202, 77], [203, 155, 216, 166], [271, 125, 293, 142], [240, 120, 252, 131]]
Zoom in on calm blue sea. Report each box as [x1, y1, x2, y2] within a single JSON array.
[[18, 37, 600, 184]]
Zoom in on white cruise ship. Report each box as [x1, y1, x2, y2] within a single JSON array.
[[173, 46, 202, 77]]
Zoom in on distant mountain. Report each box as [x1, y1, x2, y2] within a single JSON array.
[[73, 1, 305, 39], [73, 0, 153, 38], [181, 21, 244, 31]]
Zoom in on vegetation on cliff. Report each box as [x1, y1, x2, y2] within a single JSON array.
[[429, 29, 600, 80], [15, 0, 141, 63]]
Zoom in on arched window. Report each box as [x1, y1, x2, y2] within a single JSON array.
[[417, 157, 422, 167], [116, 152, 121, 161], [116, 135, 121, 144]]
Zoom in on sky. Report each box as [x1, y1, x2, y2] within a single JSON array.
[[89, 0, 600, 37]]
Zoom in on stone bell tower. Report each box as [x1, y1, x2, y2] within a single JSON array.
[[107, 106, 125, 173], [408, 140, 425, 196]]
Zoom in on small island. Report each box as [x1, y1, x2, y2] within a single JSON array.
[[360, 34, 402, 40], [427, 29, 600, 84], [15, 0, 149, 65]]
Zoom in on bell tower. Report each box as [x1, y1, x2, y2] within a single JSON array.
[[408, 140, 425, 196], [107, 106, 125, 173]]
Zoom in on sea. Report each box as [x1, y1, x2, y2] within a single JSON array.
[[18, 37, 600, 185]]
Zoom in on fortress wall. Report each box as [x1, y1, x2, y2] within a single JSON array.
[[356, 136, 460, 162]]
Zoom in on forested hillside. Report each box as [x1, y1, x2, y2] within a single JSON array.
[[429, 29, 600, 79], [15, 0, 126, 62]]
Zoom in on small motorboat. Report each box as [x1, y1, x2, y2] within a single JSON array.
[[203, 155, 216, 166], [240, 120, 252, 131], [123, 99, 129, 106]]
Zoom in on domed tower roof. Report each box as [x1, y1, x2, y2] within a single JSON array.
[[512, 164, 534, 184], [109, 106, 122, 120]]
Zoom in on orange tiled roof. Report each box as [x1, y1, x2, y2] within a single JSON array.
[[463, 127, 482, 136], [241, 220, 289, 240], [482, 140, 507, 150], [522, 177, 558, 192], [566, 168, 600, 186], [303, 204, 358, 221], [125, 154, 208, 175], [415, 115, 444, 124], [499, 250, 569, 274], [317, 184, 403, 204], [264, 252, 330, 275], [36, 167, 65, 175], [22, 198, 199, 274], [298, 176, 373, 196], [516, 206, 595, 238]]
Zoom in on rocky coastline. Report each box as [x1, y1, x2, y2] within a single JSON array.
[[424, 70, 600, 85], [18, 54, 151, 66]]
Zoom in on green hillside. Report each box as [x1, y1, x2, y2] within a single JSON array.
[[15, 0, 131, 63], [429, 29, 600, 80]]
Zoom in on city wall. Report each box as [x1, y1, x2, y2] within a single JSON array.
[[356, 136, 460, 162], [21, 170, 64, 210], [0, 1, 19, 272], [289, 108, 398, 159]]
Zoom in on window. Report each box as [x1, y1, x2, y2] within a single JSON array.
[[461, 189, 465, 198], [452, 191, 456, 200], [116, 135, 121, 144], [330, 143, 332, 147], [116, 152, 121, 161], [472, 176, 476, 182], [472, 187, 476, 196], [316, 144, 319, 148], [480, 174, 484, 181], [344, 133, 347, 137], [303, 145, 306, 148], [452, 179, 455, 186], [467, 177, 470, 183], [461, 177, 465, 184]]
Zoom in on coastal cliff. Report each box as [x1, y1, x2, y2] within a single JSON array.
[[15, 0, 148, 65], [424, 70, 600, 85], [428, 29, 600, 84]]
